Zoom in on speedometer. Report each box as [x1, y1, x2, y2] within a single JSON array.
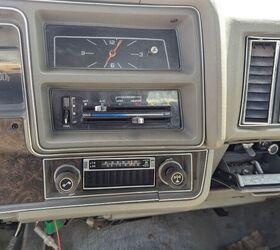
[[46, 25, 180, 71]]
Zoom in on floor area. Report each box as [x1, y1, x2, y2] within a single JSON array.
[[2, 198, 280, 250]]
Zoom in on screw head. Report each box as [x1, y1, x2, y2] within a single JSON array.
[[11, 123, 19, 130], [150, 46, 159, 54]]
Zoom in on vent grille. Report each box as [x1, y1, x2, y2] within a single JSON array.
[[244, 41, 277, 124]]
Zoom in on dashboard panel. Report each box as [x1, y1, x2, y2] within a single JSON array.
[[25, 4, 204, 154], [0, 2, 210, 220], [1, 0, 279, 222]]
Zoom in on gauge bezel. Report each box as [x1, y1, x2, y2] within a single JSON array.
[[53, 36, 170, 70], [45, 24, 181, 71]]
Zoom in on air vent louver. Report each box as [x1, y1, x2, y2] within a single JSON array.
[[244, 41, 277, 124]]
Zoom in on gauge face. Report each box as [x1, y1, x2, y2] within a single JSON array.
[[54, 36, 170, 70]]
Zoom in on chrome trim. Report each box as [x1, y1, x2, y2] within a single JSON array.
[[240, 36, 280, 127], [0, 4, 204, 156], [268, 41, 280, 123]]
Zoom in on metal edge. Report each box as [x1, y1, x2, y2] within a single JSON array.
[[268, 41, 280, 123], [0, 4, 205, 156], [239, 36, 280, 127], [239, 37, 252, 126]]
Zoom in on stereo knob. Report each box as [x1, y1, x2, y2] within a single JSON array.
[[54, 165, 81, 195], [158, 159, 187, 189]]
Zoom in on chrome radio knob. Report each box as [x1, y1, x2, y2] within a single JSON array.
[[54, 165, 81, 195], [158, 159, 187, 189]]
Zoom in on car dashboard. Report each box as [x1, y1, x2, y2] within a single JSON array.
[[0, 0, 279, 222]]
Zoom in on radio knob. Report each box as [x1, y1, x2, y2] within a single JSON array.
[[158, 159, 187, 189], [54, 165, 81, 195]]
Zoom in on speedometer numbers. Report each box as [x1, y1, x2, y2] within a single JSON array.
[[54, 37, 170, 70]]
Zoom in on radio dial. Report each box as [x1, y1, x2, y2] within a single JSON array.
[[54, 165, 81, 195], [158, 159, 187, 189]]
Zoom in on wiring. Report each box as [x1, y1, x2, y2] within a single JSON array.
[[54, 220, 62, 250], [6, 222, 23, 250], [14, 222, 22, 237], [34, 222, 58, 250]]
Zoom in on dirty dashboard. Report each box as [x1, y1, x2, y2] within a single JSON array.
[[0, 0, 279, 222]]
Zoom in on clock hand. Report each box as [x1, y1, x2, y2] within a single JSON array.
[[104, 40, 123, 68]]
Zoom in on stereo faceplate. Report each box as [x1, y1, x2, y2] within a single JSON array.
[[42, 152, 209, 202]]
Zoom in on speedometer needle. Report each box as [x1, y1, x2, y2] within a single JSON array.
[[104, 40, 123, 68]]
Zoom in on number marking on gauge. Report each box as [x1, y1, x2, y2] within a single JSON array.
[[81, 51, 95, 55], [86, 39, 97, 46], [103, 39, 108, 46], [130, 52, 144, 57], [117, 62, 122, 68], [127, 40, 137, 47]]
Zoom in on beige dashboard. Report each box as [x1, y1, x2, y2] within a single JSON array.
[[0, 0, 279, 222]]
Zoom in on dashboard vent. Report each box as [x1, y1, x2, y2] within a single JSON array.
[[242, 39, 278, 125]]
